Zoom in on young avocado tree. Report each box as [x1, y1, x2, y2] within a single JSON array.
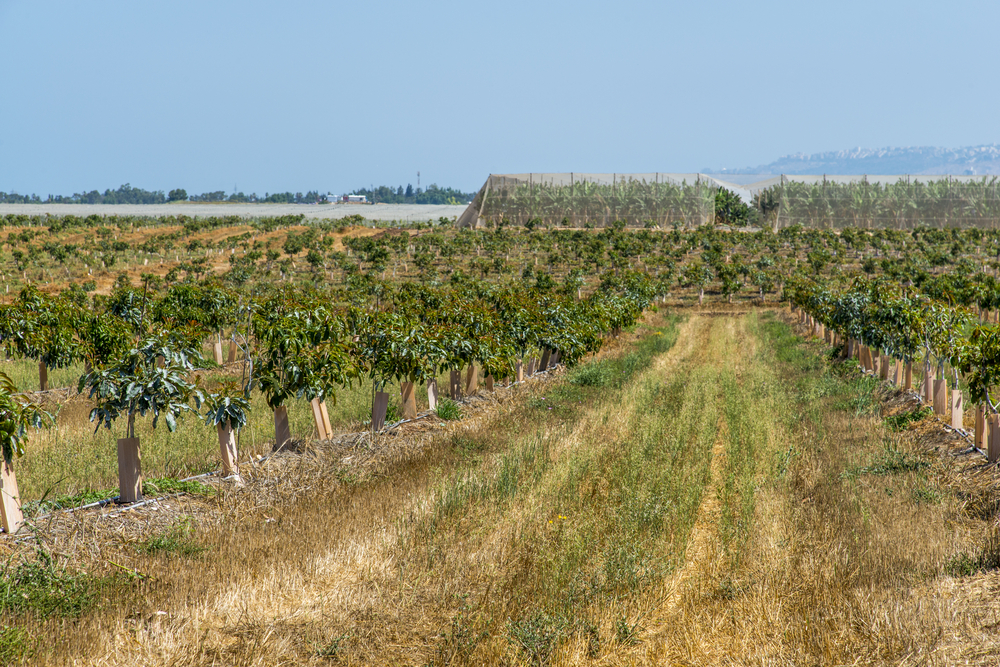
[[1, 285, 80, 391], [203, 380, 251, 479], [437, 321, 474, 398], [0, 371, 53, 533], [376, 315, 443, 420], [681, 261, 713, 306], [255, 305, 357, 449], [958, 325, 1000, 460], [493, 290, 542, 383], [154, 283, 236, 364], [82, 332, 205, 503], [76, 310, 133, 373]]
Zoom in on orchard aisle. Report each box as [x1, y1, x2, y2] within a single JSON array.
[[56, 314, 721, 665], [645, 312, 1000, 666]]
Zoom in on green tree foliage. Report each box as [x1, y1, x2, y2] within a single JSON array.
[[714, 188, 756, 227]]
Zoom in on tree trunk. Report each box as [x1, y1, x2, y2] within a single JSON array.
[[0, 458, 23, 534], [951, 390, 964, 430], [372, 391, 390, 431], [273, 406, 291, 451], [217, 421, 239, 478], [465, 365, 479, 394], [450, 370, 463, 399], [117, 437, 143, 503], [933, 378, 948, 415], [990, 414, 1000, 463], [310, 398, 328, 440], [401, 382, 417, 419], [39, 361, 48, 392], [539, 349, 552, 372], [426, 379, 439, 411], [320, 400, 332, 437]]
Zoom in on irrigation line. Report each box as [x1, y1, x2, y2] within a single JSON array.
[[103, 493, 185, 517]]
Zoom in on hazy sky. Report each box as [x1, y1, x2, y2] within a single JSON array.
[[1, 0, 997, 195]]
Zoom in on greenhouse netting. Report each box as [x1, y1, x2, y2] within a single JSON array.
[[458, 173, 1000, 230], [748, 175, 1000, 229], [457, 174, 729, 229]]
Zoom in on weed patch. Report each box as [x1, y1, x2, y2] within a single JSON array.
[[845, 444, 930, 478], [507, 610, 567, 666], [137, 517, 206, 557], [24, 476, 213, 515], [0, 549, 101, 618], [884, 406, 932, 432], [945, 530, 1000, 576], [0, 625, 32, 664], [435, 397, 462, 420]]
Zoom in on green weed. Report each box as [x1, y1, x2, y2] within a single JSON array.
[[843, 444, 929, 479], [614, 615, 643, 646], [0, 549, 100, 618], [0, 625, 32, 664], [912, 484, 943, 505], [25, 476, 213, 515], [314, 633, 352, 659], [507, 611, 567, 666], [884, 406, 932, 432], [435, 397, 462, 421], [137, 517, 206, 557], [945, 532, 1000, 577], [436, 595, 489, 663]]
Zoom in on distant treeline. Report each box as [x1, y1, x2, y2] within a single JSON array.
[[0, 182, 476, 205], [348, 184, 475, 205]]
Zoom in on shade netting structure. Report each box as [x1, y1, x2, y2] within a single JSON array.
[[457, 173, 732, 229], [458, 173, 1000, 230], [747, 174, 1000, 230]]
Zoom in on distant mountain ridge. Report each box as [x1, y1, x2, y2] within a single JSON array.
[[709, 145, 1000, 176]]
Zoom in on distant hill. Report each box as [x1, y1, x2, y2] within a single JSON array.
[[709, 145, 1000, 176]]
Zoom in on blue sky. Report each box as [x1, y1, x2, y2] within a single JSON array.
[[1, 0, 997, 195]]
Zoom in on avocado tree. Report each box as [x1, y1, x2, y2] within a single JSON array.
[[491, 290, 543, 382], [255, 304, 357, 448], [203, 380, 251, 479], [353, 310, 443, 425], [958, 326, 1000, 460], [0, 285, 81, 391], [681, 261, 713, 306], [82, 332, 204, 502], [76, 310, 133, 372], [0, 371, 53, 533]]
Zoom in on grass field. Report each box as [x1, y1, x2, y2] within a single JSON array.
[[5, 310, 999, 665]]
